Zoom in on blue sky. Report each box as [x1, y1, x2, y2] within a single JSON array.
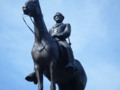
[[0, 0, 120, 90]]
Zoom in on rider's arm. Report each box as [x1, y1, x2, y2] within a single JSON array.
[[54, 24, 71, 39]]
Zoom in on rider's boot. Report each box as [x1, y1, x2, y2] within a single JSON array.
[[65, 48, 76, 72]]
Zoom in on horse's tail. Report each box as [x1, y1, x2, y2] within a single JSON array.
[[74, 59, 87, 89]]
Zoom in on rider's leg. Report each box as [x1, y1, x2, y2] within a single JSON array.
[[65, 47, 76, 71], [60, 40, 76, 71]]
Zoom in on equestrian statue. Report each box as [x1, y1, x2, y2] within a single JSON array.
[[22, 0, 87, 90]]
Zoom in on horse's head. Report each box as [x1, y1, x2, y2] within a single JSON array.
[[22, 0, 40, 17]]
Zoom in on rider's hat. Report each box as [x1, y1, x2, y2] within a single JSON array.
[[53, 12, 64, 20]]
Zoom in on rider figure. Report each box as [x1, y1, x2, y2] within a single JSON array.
[[49, 12, 75, 71]]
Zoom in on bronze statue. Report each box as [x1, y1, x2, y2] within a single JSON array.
[[22, 0, 87, 90]]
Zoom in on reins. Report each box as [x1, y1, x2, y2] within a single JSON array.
[[22, 14, 36, 37], [22, 14, 50, 52]]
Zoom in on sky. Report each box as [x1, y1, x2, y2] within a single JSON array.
[[0, 0, 120, 90]]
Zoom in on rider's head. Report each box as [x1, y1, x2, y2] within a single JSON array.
[[54, 12, 64, 23]]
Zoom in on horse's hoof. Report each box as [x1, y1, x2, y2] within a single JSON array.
[[25, 76, 37, 84], [25, 76, 33, 81]]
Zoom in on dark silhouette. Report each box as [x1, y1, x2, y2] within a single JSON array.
[[22, 0, 87, 90]]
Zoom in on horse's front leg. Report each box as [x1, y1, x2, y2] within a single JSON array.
[[50, 61, 56, 90], [34, 63, 43, 90]]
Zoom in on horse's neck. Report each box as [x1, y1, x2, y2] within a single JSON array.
[[33, 14, 48, 43], [33, 1, 52, 44]]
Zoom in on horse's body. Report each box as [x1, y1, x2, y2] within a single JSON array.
[[22, 0, 87, 90]]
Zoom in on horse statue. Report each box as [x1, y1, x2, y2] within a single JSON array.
[[22, 0, 87, 90]]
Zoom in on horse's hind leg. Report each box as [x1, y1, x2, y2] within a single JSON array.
[[50, 61, 56, 90], [34, 64, 43, 90]]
